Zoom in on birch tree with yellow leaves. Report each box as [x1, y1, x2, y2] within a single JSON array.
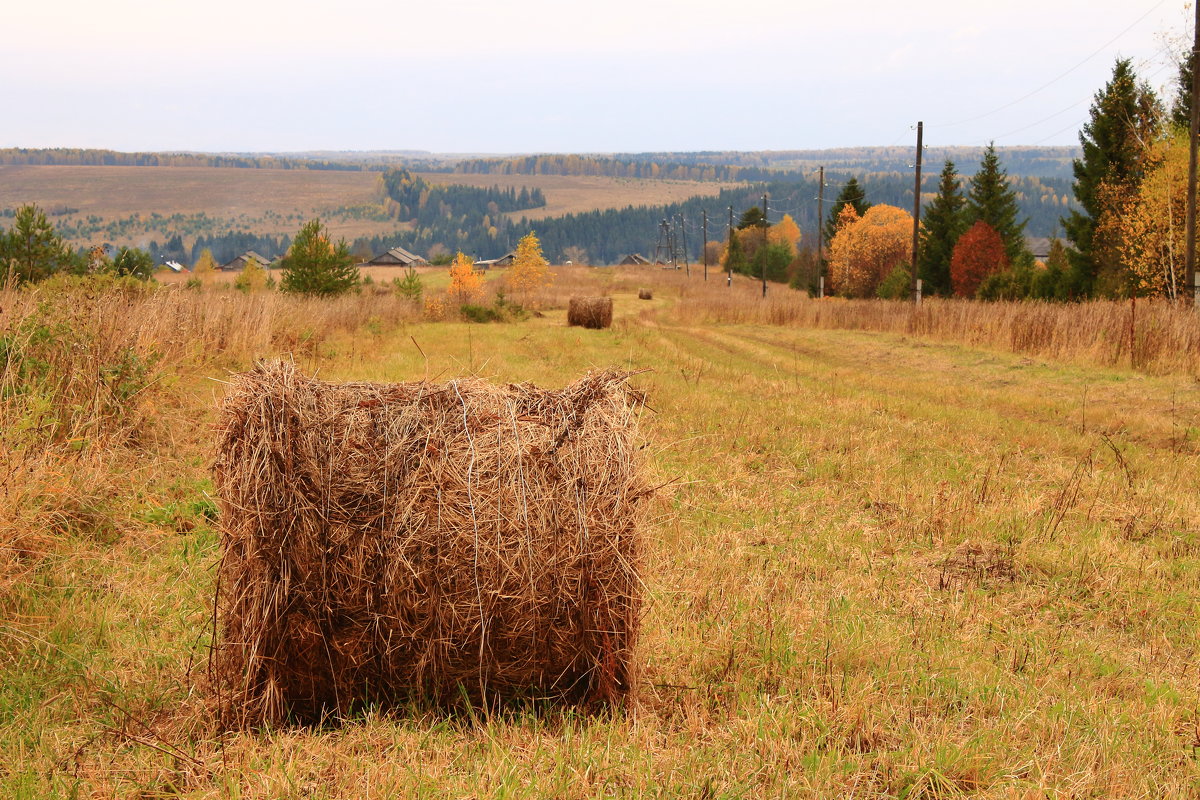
[[507, 232, 553, 299]]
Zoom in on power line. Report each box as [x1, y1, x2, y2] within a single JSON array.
[[932, 0, 1168, 128]]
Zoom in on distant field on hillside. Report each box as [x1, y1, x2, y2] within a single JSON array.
[[0, 165, 733, 248], [411, 172, 738, 220]]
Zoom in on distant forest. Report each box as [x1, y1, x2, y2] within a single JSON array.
[[5, 147, 1079, 265], [135, 170, 1074, 267], [341, 170, 1072, 266], [1, 146, 1080, 181]]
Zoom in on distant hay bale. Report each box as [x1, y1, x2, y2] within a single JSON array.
[[637, 289, 652, 301], [209, 361, 648, 728], [568, 296, 613, 329]]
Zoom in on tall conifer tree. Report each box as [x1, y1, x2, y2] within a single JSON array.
[[917, 161, 967, 296], [1064, 58, 1160, 297], [966, 144, 1030, 269]]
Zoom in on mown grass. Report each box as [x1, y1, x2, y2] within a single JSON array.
[[2, 271, 1199, 797]]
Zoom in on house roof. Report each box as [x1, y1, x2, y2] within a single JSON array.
[[223, 250, 271, 268], [1025, 237, 1053, 259], [365, 246, 426, 265], [387, 246, 424, 263]]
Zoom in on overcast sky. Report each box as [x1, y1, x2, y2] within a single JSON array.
[[0, 0, 1188, 154]]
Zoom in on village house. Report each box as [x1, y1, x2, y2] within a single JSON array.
[[362, 246, 427, 267], [221, 251, 271, 271], [474, 251, 516, 270]]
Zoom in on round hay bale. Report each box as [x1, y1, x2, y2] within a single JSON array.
[[637, 289, 652, 300], [210, 361, 648, 728], [567, 296, 613, 329]]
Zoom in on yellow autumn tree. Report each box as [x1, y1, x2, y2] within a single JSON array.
[[1109, 131, 1190, 298], [828, 204, 914, 297], [235, 258, 268, 292], [447, 251, 483, 302], [193, 248, 219, 284], [767, 214, 802, 256], [719, 216, 803, 264], [507, 231, 552, 297]]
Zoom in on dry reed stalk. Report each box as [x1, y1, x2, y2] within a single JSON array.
[[567, 297, 613, 329], [209, 361, 649, 728], [637, 289, 653, 301]]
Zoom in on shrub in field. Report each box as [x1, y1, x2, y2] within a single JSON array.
[[460, 303, 504, 323], [424, 295, 447, 320], [234, 258, 269, 292], [875, 263, 913, 300], [110, 247, 155, 280], [192, 248, 219, 284]]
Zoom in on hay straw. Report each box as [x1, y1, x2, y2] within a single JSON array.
[[567, 297, 614, 329], [209, 361, 648, 728]]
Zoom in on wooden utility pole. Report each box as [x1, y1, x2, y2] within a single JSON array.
[[816, 165, 825, 298], [702, 209, 709, 281], [1187, 1, 1200, 305], [679, 214, 690, 277], [728, 205, 734, 287], [761, 193, 768, 298], [910, 120, 924, 304]]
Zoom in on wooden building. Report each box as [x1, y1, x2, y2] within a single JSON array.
[[619, 253, 651, 266], [362, 246, 427, 267], [222, 251, 271, 271], [475, 251, 516, 270]]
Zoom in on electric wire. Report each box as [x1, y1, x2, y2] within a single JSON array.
[[931, 0, 1168, 128]]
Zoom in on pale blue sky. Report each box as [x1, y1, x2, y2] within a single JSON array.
[[1, 0, 1187, 153]]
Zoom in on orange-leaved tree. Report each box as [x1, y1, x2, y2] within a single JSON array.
[[448, 251, 483, 302], [950, 221, 1008, 297], [827, 204, 913, 297]]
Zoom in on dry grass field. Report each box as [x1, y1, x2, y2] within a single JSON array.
[[2, 269, 1200, 797], [0, 166, 734, 248]]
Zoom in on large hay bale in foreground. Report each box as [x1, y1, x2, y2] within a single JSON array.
[[210, 361, 648, 728], [568, 296, 613, 329], [637, 289, 652, 300]]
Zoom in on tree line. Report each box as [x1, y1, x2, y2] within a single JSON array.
[[910, 57, 1192, 301], [0, 148, 390, 171]]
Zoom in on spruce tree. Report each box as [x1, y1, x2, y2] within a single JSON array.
[[280, 219, 359, 296], [1064, 58, 1160, 297], [824, 177, 870, 244], [966, 144, 1030, 269], [917, 161, 967, 296]]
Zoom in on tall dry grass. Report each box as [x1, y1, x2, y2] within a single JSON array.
[[638, 272, 1200, 376], [0, 278, 424, 591]]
